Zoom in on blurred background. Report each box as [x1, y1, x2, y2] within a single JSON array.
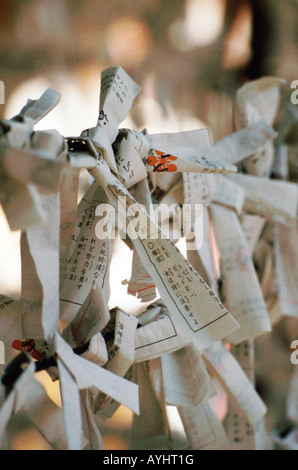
[[0, 0, 297, 450]]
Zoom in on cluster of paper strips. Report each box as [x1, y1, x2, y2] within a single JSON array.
[[0, 67, 297, 450]]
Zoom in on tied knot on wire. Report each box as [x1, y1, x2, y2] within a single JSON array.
[[1, 341, 90, 397]]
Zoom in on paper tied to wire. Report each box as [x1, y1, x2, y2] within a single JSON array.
[[0, 65, 297, 451]]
